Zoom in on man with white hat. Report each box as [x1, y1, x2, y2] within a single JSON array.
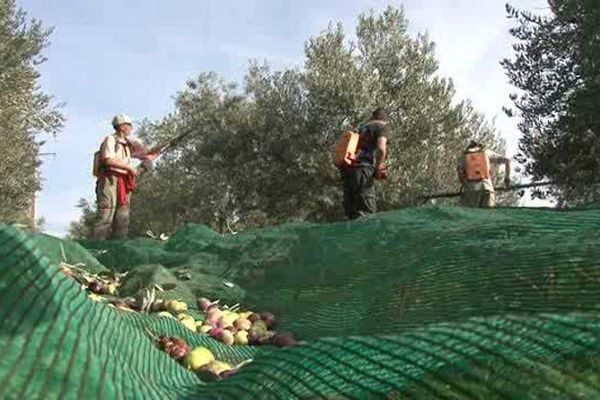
[[92, 114, 158, 240], [457, 140, 511, 208]]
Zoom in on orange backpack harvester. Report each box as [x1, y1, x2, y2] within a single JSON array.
[[334, 131, 361, 168], [464, 151, 491, 181]]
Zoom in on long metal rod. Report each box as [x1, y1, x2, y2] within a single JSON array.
[[422, 181, 557, 200]]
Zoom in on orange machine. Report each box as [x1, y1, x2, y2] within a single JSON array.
[[464, 151, 491, 181], [334, 131, 361, 168]]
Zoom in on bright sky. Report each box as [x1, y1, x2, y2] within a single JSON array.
[[19, 0, 548, 236]]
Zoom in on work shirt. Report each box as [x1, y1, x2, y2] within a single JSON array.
[[100, 134, 144, 175], [356, 120, 389, 167]]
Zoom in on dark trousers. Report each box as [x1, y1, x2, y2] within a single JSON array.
[[341, 166, 376, 219]]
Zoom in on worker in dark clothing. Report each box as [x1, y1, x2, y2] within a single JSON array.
[[340, 108, 389, 219]]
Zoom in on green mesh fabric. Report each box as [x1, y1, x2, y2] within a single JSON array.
[[30, 233, 107, 274], [79, 238, 190, 271], [1, 206, 599, 399]]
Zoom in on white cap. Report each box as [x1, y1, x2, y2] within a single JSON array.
[[112, 114, 133, 128]]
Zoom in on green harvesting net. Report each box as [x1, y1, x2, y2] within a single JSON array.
[[1, 206, 600, 399]]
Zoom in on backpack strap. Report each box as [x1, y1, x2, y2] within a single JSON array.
[[114, 138, 132, 158]]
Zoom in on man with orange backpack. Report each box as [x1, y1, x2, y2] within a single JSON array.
[[338, 108, 389, 219], [457, 141, 511, 208], [92, 114, 159, 240]]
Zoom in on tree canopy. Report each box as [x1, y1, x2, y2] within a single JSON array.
[[503, 0, 600, 205], [72, 6, 505, 237], [0, 0, 63, 225]]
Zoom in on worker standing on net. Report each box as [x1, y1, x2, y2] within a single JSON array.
[[341, 108, 389, 219], [92, 114, 158, 240], [457, 141, 511, 208]]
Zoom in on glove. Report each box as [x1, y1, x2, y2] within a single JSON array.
[[374, 166, 388, 180]]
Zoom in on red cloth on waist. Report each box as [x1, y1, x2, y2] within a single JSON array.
[[116, 174, 136, 206]]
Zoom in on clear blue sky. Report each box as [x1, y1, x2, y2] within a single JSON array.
[[19, 0, 548, 236]]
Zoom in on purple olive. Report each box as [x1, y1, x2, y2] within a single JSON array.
[[260, 312, 277, 329], [271, 331, 298, 347]]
